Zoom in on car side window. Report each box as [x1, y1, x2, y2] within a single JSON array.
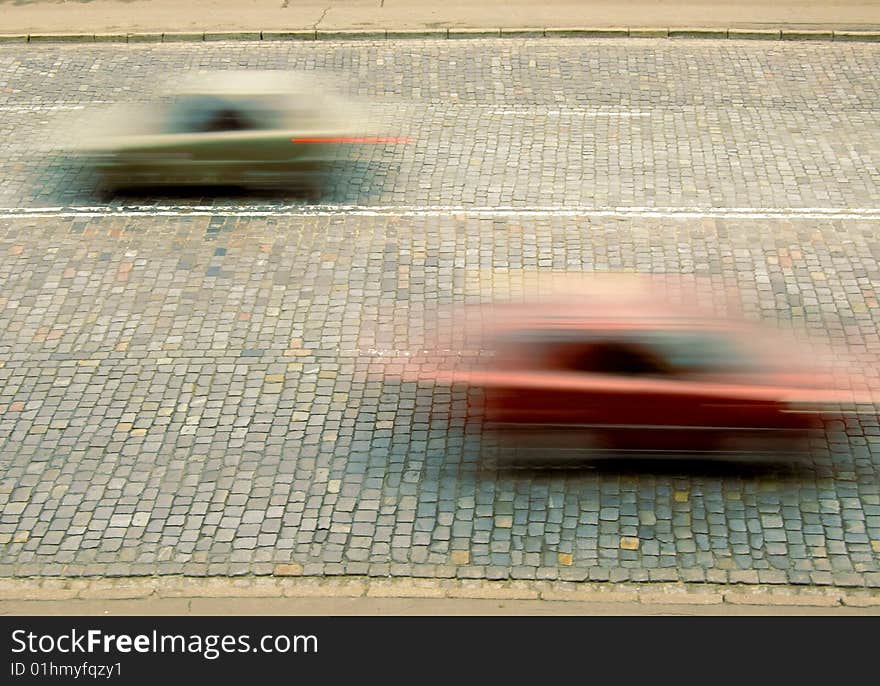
[[565, 341, 670, 377], [202, 107, 252, 132], [166, 96, 259, 133], [645, 332, 756, 375]]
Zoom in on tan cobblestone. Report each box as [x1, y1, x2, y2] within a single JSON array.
[[450, 550, 470, 565], [274, 563, 304, 576], [620, 537, 640, 550]]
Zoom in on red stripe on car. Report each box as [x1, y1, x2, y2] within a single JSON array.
[[291, 136, 412, 144]]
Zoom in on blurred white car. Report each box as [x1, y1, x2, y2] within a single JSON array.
[[75, 70, 379, 194]]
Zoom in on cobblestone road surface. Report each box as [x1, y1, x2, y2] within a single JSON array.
[[1, 39, 880, 586]]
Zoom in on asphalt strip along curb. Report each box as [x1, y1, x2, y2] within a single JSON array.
[[1, 576, 880, 607], [1, 28, 880, 44]]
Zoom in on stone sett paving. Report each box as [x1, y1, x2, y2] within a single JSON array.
[[0, 39, 879, 585], [1, 215, 879, 585]]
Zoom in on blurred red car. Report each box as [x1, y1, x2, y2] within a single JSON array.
[[400, 295, 875, 456]]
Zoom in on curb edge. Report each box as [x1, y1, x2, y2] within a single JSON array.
[[3, 28, 880, 44], [2, 576, 880, 607]]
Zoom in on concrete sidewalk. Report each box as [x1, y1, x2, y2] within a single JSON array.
[[2, 576, 879, 615], [2, 1, 880, 36], [5, 596, 879, 615]]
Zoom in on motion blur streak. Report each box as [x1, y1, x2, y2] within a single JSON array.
[[66, 70, 404, 196]]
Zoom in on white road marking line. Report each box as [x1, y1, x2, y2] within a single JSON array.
[[2, 205, 880, 220], [489, 110, 651, 117], [0, 102, 651, 113], [0, 105, 83, 112], [0, 103, 113, 112]]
